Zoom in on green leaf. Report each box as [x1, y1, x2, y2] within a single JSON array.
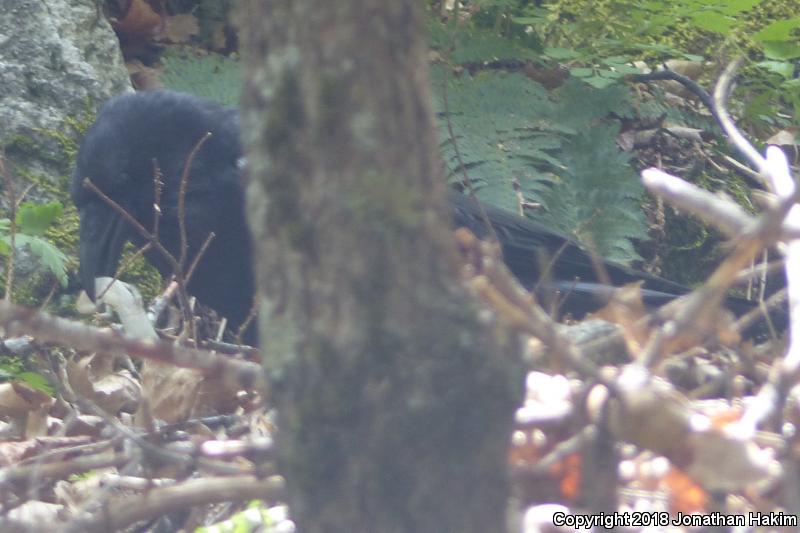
[[553, 79, 635, 126], [16, 372, 54, 395], [613, 63, 645, 75], [583, 75, 618, 89], [435, 71, 645, 262], [756, 60, 795, 79], [538, 124, 647, 263], [762, 41, 800, 60], [473, 0, 518, 8], [3, 234, 69, 287], [682, 54, 705, 62], [0, 219, 10, 255], [783, 78, 800, 89], [544, 47, 582, 60], [690, 12, 733, 34], [451, 28, 540, 64], [600, 69, 624, 79], [433, 70, 557, 211], [15, 202, 63, 236], [600, 56, 629, 66], [718, 0, 763, 15], [753, 18, 800, 42], [569, 67, 594, 78]]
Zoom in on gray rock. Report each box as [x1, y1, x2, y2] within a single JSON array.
[[0, 0, 131, 196]]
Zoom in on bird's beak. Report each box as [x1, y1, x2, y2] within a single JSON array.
[[78, 202, 131, 301]]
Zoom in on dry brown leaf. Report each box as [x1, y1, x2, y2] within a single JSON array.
[[67, 354, 141, 415], [136, 361, 203, 424], [0, 382, 53, 417], [112, 0, 165, 43], [92, 370, 141, 414], [0, 439, 43, 466]]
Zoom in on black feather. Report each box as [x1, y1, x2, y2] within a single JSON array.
[[72, 91, 255, 342]]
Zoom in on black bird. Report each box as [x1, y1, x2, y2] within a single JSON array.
[[72, 90, 764, 344], [450, 193, 700, 310], [72, 90, 255, 341]]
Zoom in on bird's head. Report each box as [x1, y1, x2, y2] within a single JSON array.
[[70, 131, 146, 302], [71, 90, 244, 304]]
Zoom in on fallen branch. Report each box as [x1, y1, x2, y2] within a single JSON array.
[[0, 300, 266, 395], [12, 475, 286, 533]]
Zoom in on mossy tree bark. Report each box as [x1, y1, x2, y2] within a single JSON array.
[[240, 2, 523, 531]]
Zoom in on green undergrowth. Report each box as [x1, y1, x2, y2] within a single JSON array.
[[1, 100, 163, 309], [160, 48, 241, 105], [434, 69, 647, 263]]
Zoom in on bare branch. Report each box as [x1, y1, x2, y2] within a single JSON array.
[[735, 148, 800, 432], [0, 299, 266, 394], [177, 132, 213, 271], [64, 475, 285, 533], [712, 58, 769, 183], [184, 231, 216, 285], [0, 449, 130, 498], [642, 168, 752, 237], [456, 228, 601, 379]]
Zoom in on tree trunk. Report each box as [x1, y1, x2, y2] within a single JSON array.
[[239, 2, 523, 532]]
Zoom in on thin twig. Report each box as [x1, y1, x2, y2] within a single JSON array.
[[518, 425, 596, 474], [640, 130, 796, 367], [456, 228, 601, 378], [106, 242, 153, 299], [235, 296, 260, 345], [81, 178, 194, 336], [1, 155, 17, 302], [77, 398, 255, 476], [184, 231, 216, 285], [178, 132, 213, 271], [720, 153, 763, 183], [0, 298, 267, 393], [439, 23, 500, 244], [734, 287, 786, 336], [642, 168, 752, 237], [146, 279, 178, 325]]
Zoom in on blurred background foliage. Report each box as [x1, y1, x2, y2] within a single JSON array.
[[146, 0, 800, 281]]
